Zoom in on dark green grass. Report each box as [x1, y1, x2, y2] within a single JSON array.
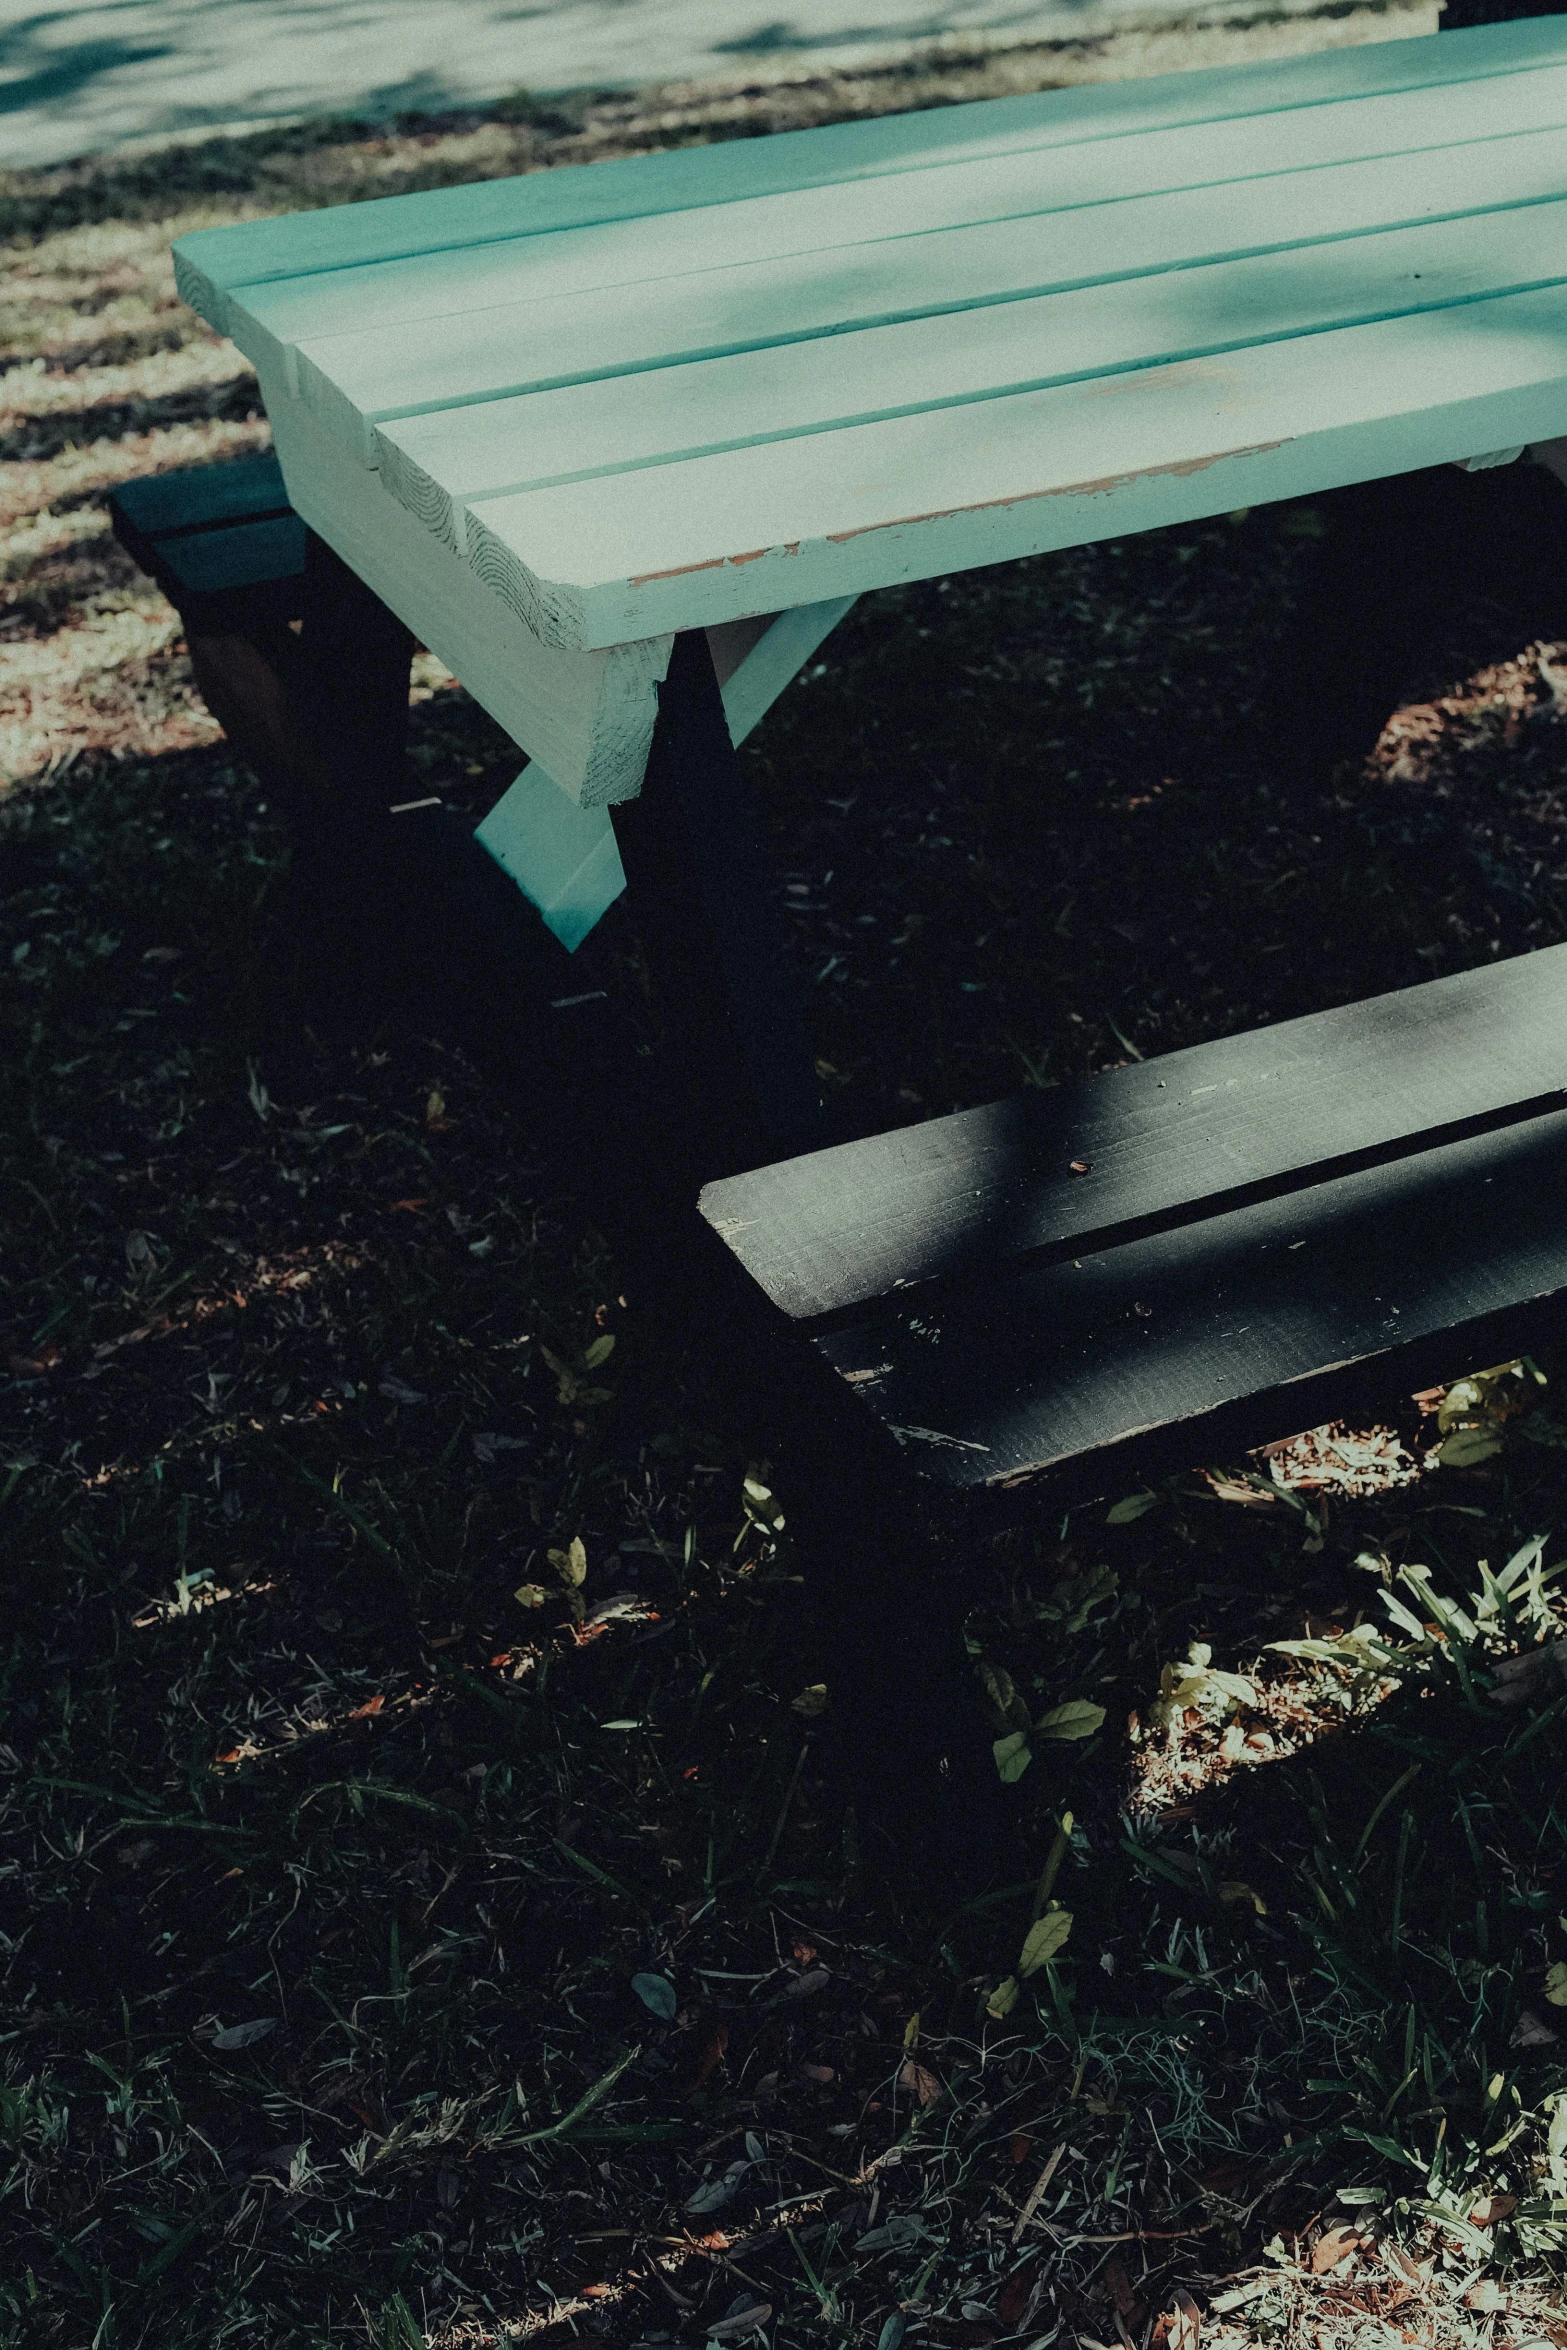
[[4, 499, 1567, 2345]]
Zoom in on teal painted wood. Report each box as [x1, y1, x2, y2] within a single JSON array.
[[468, 593, 856, 945], [239, 50, 1567, 411], [475, 763, 626, 947], [172, 16, 1567, 667], [462, 285, 1567, 647], [287, 79, 1567, 451], [174, 18, 1567, 331], [366, 198, 1567, 552]]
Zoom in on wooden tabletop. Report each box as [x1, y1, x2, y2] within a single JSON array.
[[176, 18, 1567, 657]]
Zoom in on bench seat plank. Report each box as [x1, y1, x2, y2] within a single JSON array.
[[812, 1107, 1567, 1494], [698, 947, 1567, 1496], [699, 944, 1567, 1324]]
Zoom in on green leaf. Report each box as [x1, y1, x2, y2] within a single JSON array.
[[631, 1971, 677, 2019], [583, 1333, 616, 1370], [1036, 1699, 1106, 1742], [992, 1732, 1032, 1784], [985, 1974, 1021, 2021], [513, 1582, 548, 1608], [1107, 1491, 1159, 1524], [1545, 1961, 1567, 2008], [549, 1537, 588, 1588], [1438, 1425, 1504, 1469], [1019, 1908, 1073, 1975]]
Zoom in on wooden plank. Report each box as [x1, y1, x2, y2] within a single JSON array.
[[230, 57, 1567, 404], [461, 282, 1567, 646], [110, 451, 290, 539], [156, 514, 307, 600], [700, 943, 1567, 1323], [281, 93, 1567, 450], [366, 196, 1567, 553], [172, 18, 1567, 332], [716, 597, 857, 747], [808, 1106, 1567, 1494], [260, 373, 671, 803]]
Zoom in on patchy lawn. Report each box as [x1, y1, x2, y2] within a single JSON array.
[[3, 38, 1567, 2350]]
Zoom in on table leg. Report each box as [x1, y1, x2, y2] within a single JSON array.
[[286, 529, 417, 842], [611, 628, 822, 1177]]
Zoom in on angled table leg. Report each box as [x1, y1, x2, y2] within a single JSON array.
[[611, 629, 823, 1178]]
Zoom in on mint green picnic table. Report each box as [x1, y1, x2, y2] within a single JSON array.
[[173, 15, 1567, 1162]]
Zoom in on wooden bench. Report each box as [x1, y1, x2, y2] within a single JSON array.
[[698, 946, 1567, 1521], [109, 456, 612, 1043]]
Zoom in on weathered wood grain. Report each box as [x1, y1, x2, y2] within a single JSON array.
[[809, 1106, 1567, 1494], [700, 943, 1567, 1323], [462, 283, 1567, 645], [262, 376, 672, 803]]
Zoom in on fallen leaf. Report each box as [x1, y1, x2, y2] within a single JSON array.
[[685, 2157, 749, 2215], [1105, 2258, 1145, 2328], [791, 1684, 828, 1717], [549, 1537, 588, 1589], [800, 2062, 834, 2083], [210, 2018, 277, 2052], [1168, 2287, 1201, 2350], [1511, 2007, 1558, 2047], [986, 1974, 1020, 2020], [1036, 1698, 1106, 1742], [706, 2301, 772, 2340], [857, 2213, 930, 2254], [1438, 1424, 1503, 1469], [1468, 2192, 1517, 2227], [692, 2023, 729, 2088], [425, 1088, 449, 1129], [1107, 1491, 1159, 1524], [1219, 1880, 1267, 1915], [631, 1971, 676, 2020], [1311, 2225, 1362, 2274], [899, 2058, 942, 2107], [785, 1967, 831, 1998], [997, 2266, 1036, 2327]]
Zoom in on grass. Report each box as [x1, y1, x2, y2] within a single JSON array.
[[4, 36, 1567, 2350]]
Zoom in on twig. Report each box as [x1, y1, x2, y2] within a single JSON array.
[[1012, 2141, 1067, 2242]]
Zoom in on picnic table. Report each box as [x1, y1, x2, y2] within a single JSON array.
[[159, 15, 1567, 1569]]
